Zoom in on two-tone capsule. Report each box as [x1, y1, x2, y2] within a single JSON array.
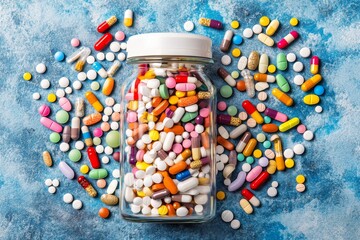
[[217, 67, 236, 86], [220, 30, 234, 52], [272, 88, 293, 106], [78, 176, 97, 197], [270, 134, 285, 171], [242, 100, 264, 124], [199, 17, 222, 29], [264, 107, 288, 122], [124, 9, 133, 27], [92, 62, 108, 78], [85, 91, 104, 112], [97, 16, 117, 33], [277, 31, 299, 49], [241, 189, 260, 207], [81, 126, 93, 147], [254, 73, 275, 83], [310, 56, 320, 74]]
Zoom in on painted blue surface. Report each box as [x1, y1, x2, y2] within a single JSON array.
[[0, 0, 359, 239]]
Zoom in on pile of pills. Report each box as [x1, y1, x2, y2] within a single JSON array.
[[45, 178, 60, 194]]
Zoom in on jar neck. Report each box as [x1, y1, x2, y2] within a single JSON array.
[[127, 56, 213, 65]]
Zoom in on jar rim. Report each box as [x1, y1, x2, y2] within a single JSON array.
[[126, 56, 214, 64]]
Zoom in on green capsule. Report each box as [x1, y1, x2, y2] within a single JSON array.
[[181, 111, 198, 122], [276, 53, 287, 71], [159, 84, 169, 99], [276, 74, 290, 92], [89, 168, 108, 179]]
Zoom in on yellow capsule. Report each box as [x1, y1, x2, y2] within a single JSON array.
[[187, 90, 196, 96], [23, 72, 32, 81], [85, 91, 104, 112], [149, 130, 160, 141], [47, 93, 57, 103], [80, 165, 90, 174], [136, 161, 151, 170], [266, 160, 277, 174], [158, 205, 169, 215], [253, 149, 262, 158], [301, 74, 322, 92], [303, 94, 320, 105], [259, 16, 270, 26], [168, 96, 179, 105], [285, 158, 295, 168], [266, 19, 280, 36], [176, 91, 186, 98], [272, 88, 293, 106], [102, 77, 114, 96], [243, 138, 257, 157], [279, 117, 300, 132], [123, 9, 133, 27], [268, 64, 276, 73], [271, 134, 285, 171]]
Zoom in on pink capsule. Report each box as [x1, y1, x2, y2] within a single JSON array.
[[175, 83, 196, 91], [277, 31, 299, 49]]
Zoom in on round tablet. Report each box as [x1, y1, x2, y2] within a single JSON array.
[[303, 130, 314, 141], [56, 110, 69, 124], [296, 174, 306, 184], [77, 72, 87, 81], [59, 77, 69, 88], [75, 141, 84, 150], [297, 124, 307, 133], [223, 178, 231, 186], [283, 148, 294, 159], [263, 140, 271, 149], [252, 24, 262, 34], [238, 111, 248, 120], [45, 179, 52, 186], [268, 64, 276, 73], [48, 186, 56, 194], [91, 81, 100, 91], [40, 79, 51, 89], [49, 132, 61, 143], [232, 48, 241, 58], [256, 133, 266, 142], [65, 87, 72, 94], [286, 53, 296, 62], [231, 71, 239, 79], [315, 105, 323, 113], [72, 80, 82, 90], [243, 28, 253, 38], [216, 162, 224, 171], [80, 165, 90, 174], [231, 219, 241, 230], [293, 61, 304, 72], [86, 55, 95, 64], [184, 21, 195, 32], [87, 70, 97, 80], [242, 163, 251, 172], [102, 156, 110, 164], [264, 149, 275, 159], [72, 199, 83, 210], [54, 51, 65, 62], [115, 31, 125, 41], [52, 179, 60, 187], [118, 52, 126, 61], [300, 47, 311, 58], [98, 207, 110, 218], [63, 193, 74, 203], [194, 204, 203, 214], [97, 52, 105, 61], [285, 158, 295, 168], [68, 149, 82, 162], [110, 41, 121, 52], [96, 145, 104, 154], [296, 183, 306, 192], [113, 169, 120, 178], [97, 179, 107, 188], [23, 72, 32, 81], [59, 142, 70, 152], [256, 103, 266, 112], [293, 144, 305, 155], [246, 118, 257, 128], [258, 91, 268, 101], [259, 16, 270, 26], [267, 187, 277, 197], [221, 210, 234, 222], [216, 191, 226, 200], [231, 20, 240, 29], [227, 105, 238, 116], [290, 17, 299, 26], [246, 156, 254, 164], [32, 92, 40, 100], [36, 63, 47, 74], [71, 38, 80, 47], [293, 75, 304, 85], [314, 85, 325, 95], [221, 55, 231, 65], [233, 35, 243, 45], [272, 181, 279, 188], [264, 116, 271, 123], [237, 154, 245, 161], [217, 101, 227, 111], [113, 103, 120, 112], [253, 149, 262, 158], [105, 97, 115, 106], [220, 85, 233, 98], [106, 52, 115, 62]]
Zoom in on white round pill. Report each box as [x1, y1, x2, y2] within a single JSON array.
[[104, 146, 113, 155], [87, 70, 97, 80], [224, 178, 231, 186], [296, 183, 306, 192], [303, 130, 314, 141], [242, 163, 251, 172], [45, 179, 53, 186], [142, 206, 151, 215], [97, 52, 105, 61], [77, 72, 87, 81], [72, 80, 82, 90], [111, 122, 119, 130], [59, 77, 69, 88], [300, 47, 311, 58], [184, 21, 195, 32], [216, 162, 224, 171], [36, 63, 47, 74], [40, 79, 50, 89], [117, 52, 126, 61], [221, 55, 232, 66], [243, 28, 253, 38], [216, 145, 224, 154], [105, 97, 115, 106], [284, 148, 294, 159], [113, 103, 121, 112], [271, 181, 279, 188], [286, 53, 296, 62], [194, 204, 204, 214], [252, 24, 262, 34], [106, 52, 115, 62], [75, 141, 84, 150], [120, 42, 127, 50], [96, 145, 104, 153], [113, 169, 120, 178], [102, 115, 109, 122], [90, 81, 100, 91], [59, 142, 70, 152], [293, 75, 304, 85], [48, 186, 56, 194], [221, 210, 234, 222], [32, 92, 40, 100], [231, 219, 241, 230], [72, 199, 83, 210], [293, 144, 305, 155], [102, 156, 110, 164], [315, 105, 323, 113], [65, 87, 72, 94], [110, 41, 121, 52], [104, 107, 113, 116], [52, 179, 60, 187], [63, 193, 74, 203], [86, 55, 95, 64], [56, 89, 65, 97], [267, 187, 278, 197], [293, 61, 304, 72], [176, 206, 188, 217]]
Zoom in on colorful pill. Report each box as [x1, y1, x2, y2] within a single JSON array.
[[243, 138, 257, 157], [272, 88, 293, 106], [240, 198, 253, 214], [262, 123, 279, 133], [236, 131, 251, 153], [264, 107, 288, 122], [92, 61, 108, 78], [81, 126, 93, 147], [257, 33, 274, 47], [276, 53, 288, 71], [301, 74, 322, 92], [241, 189, 260, 207], [241, 69, 255, 98], [85, 91, 104, 112], [71, 117, 80, 140], [276, 74, 290, 92], [83, 112, 102, 126], [59, 161, 75, 179], [124, 9, 133, 27], [102, 77, 115, 96], [89, 168, 108, 179], [175, 83, 196, 91], [59, 97, 72, 112], [242, 100, 264, 124], [279, 117, 300, 132], [277, 31, 299, 49], [40, 117, 63, 133], [250, 171, 270, 190], [254, 73, 275, 83], [87, 146, 101, 169], [310, 56, 320, 74], [218, 67, 236, 86], [248, 51, 260, 70], [217, 136, 235, 151], [62, 126, 71, 143], [303, 94, 320, 105], [175, 75, 197, 83], [228, 171, 246, 192], [78, 176, 97, 197], [94, 33, 113, 51], [97, 16, 117, 33], [198, 17, 222, 29], [220, 30, 234, 52], [270, 134, 285, 171], [266, 19, 279, 36]]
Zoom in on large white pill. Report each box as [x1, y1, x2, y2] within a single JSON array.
[[59, 77, 69, 88], [293, 144, 305, 155], [221, 210, 234, 222], [293, 75, 304, 85], [184, 21, 195, 32], [284, 148, 294, 159], [300, 47, 311, 58], [303, 130, 314, 141], [231, 219, 241, 230], [40, 79, 51, 89], [243, 28, 253, 38], [221, 55, 232, 66], [72, 199, 83, 210], [267, 187, 278, 197], [293, 61, 304, 72], [63, 193, 74, 203]]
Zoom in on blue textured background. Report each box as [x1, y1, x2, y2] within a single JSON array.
[[1, 0, 359, 239]]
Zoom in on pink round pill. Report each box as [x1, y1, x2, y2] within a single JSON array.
[[93, 128, 103, 137], [200, 108, 210, 118], [71, 38, 80, 47], [182, 139, 192, 149], [136, 150, 145, 161], [127, 112, 137, 123], [38, 104, 51, 117], [184, 123, 195, 132], [115, 31, 125, 41], [217, 101, 227, 111], [172, 143, 183, 154], [297, 124, 307, 134], [165, 77, 176, 89], [190, 131, 199, 138]]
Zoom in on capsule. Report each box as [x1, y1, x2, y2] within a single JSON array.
[[94, 33, 113, 51], [223, 150, 238, 179], [276, 74, 290, 92], [74, 47, 91, 72], [241, 189, 261, 207], [62, 125, 71, 143], [301, 74, 322, 92], [78, 176, 97, 197], [176, 169, 198, 181], [92, 61, 108, 78], [258, 53, 269, 73], [102, 77, 115, 96], [191, 135, 201, 161], [270, 134, 285, 171], [266, 19, 280, 36], [198, 17, 222, 29], [175, 149, 192, 163], [236, 131, 251, 153], [250, 171, 270, 190], [124, 9, 133, 27], [87, 146, 101, 169], [257, 33, 274, 47], [247, 51, 260, 70], [217, 136, 235, 151], [42, 151, 53, 167], [272, 88, 293, 106], [66, 46, 86, 64], [264, 107, 288, 122], [189, 157, 210, 169], [243, 138, 257, 157], [276, 53, 288, 71], [254, 73, 275, 83], [97, 16, 117, 33], [83, 112, 102, 126], [277, 31, 299, 49], [85, 91, 104, 112], [220, 30, 233, 52], [175, 75, 197, 83], [229, 124, 247, 139], [75, 98, 85, 117], [242, 100, 264, 124], [262, 123, 279, 133], [217, 67, 236, 86], [310, 56, 320, 74], [107, 60, 121, 77], [81, 126, 93, 147], [241, 69, 255, 98], [217, 114, 241, 126], [71, 117, 80, 140], [279, 117, 300, 132]]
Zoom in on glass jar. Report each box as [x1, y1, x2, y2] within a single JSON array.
[[119, 33, 216, 223]]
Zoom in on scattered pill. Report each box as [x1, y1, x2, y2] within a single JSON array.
[[243, 28, 253, 38], [296, 183, 306, 192], [221, 55, 232, 65], [267, 187, 277, 197], [72, 199, 83, 210], [296, 174, 306, 184], [63, 193, 74, 204], [221, 210, 234, 222], [230, 219, 241, 230], [184, 21, 195, 32], [300, 47, 311, 58]]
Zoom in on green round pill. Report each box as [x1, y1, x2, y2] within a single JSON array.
[[264, 116, 272, 123], [93, 137, 101, 146], [246, 156, 254, 164], [159, 84, 169, 99], [227, 105, 238, 116], [91, 81, 100, 91], [49, 132, 61, 143], [256, 133, 266, 143], [220, 85, 233, 98], [237, 153, 245, 161], [106, 130, 120, 148], [68, 149, 82, 162], [55, 110, 69, 124], [231, 71, 240, 79], [263, 140, 272, 149]]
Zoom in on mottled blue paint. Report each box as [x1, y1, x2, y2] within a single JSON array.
[[0, 0, 359, 239]]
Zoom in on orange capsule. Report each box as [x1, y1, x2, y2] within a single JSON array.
[[272, 88, 293, 106], [128, 122, 139, 130], [164, 125, 184, 135], [262, 123, 279, 133], [163, 175, 178, 194], [83, 113, 102, 126], [159, 112, 167, 122], [151, 97, 162, 107], [102, 77, 114, 96], [243, 138, 257, 157], [217, 136, 235, 151], [152, 100, 169, 116], [166, 203, 176, 216], [173, 202, 181, 210], [169, 161, 187, 175], [177, 96, 198, 107], [151, 183, 165, 192], [201, 131, 210, 149]]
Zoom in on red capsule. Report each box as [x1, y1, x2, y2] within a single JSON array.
[[241, 188, 261, 207], [97, 16, 117, 33], [78, 176, 97, 197], [94, 33, 113, 51], [250, 171, 269, 190], [87, 146, 101, 169]]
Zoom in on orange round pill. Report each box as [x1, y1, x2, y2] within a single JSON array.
[[97, 179, 107, 188], [111, 112, 120, 121], [98, 207, 110, 218], [236, 80, 246, 92], [101, 122, 111, 132]]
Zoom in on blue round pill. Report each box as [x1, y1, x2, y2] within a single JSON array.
[[264, 116, 272, 123], [237, 153, 245, 161], [246, 156, 254, 164], [54, 51, 65, 62], [314, 85, 325, 96], [233, 35, 243, 45]]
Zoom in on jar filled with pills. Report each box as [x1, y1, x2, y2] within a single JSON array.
[[119, 33, 216, 222]]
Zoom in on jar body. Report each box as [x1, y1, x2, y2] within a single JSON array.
[[119, 60, 216, 222]]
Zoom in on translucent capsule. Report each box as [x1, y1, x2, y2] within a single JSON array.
[[107, 60, 121, 77], [74, 47, 91, 72], [270, 134, 285, 171], [241, 69, 255, 98]]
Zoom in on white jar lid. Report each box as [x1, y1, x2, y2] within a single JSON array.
[[126, 33, 212, 59]]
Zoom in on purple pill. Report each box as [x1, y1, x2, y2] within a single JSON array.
[[59, 161, 75, 179], [228, 171, 246, 192], [195, 116, 204, 124]]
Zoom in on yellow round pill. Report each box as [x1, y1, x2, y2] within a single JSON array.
[[231, 71, 239, 79], [296, 174, 306, 184], [149, 130, 160, 141], [175, 91, 186, 98], [290, 17, 299, 26], [47, 93, 57, 103], [253, 149, 262, 158], [80, 165, 90, 174], [231, 20, 240, 29], [231, 48, 241, 58], [285, 158, 295, 168], [268, 64, 276, 73], [158, 205, 169, 215], [23, 72, 32, 81], [259, 16, 270, 26], [216, 191, 226, 201], [169, 95, 179, 105]]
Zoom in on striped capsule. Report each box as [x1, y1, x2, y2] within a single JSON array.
[[81, 126, 93, 147]]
